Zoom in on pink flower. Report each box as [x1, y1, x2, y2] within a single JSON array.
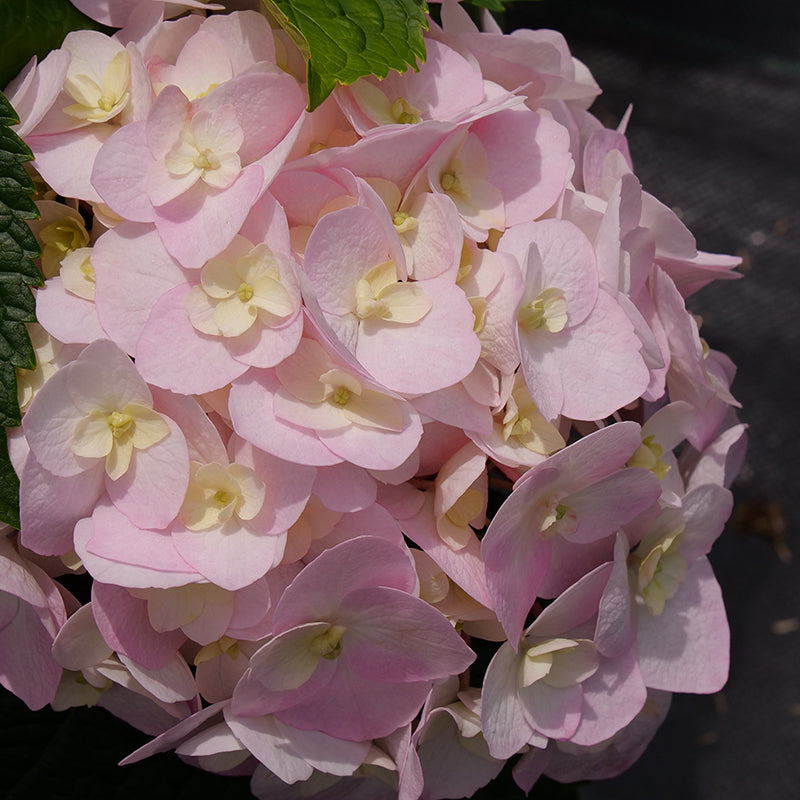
[[232, 536, 474, 740], [21, 339, 190, 538], [0, 535, 66, 709], [482, 421, 662, 644]]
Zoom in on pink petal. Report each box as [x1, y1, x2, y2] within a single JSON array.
[[272, 536, 419, 634], [482, 468, 560, 644], [340, 586, 475, 681], [153, 164, 264, 269], [135, 284, 249, 393], [20, 454, 105, 555], [91, 581, 186, 670], [105, 416, 189, 529], [90, 121, 156, 220], [93, 222, 186, 354], [636, 557, 729, 693], [0, 602, 62, 710], [76, 508, 200, 589]]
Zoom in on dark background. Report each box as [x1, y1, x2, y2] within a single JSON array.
[[2, 0, 799, 797]]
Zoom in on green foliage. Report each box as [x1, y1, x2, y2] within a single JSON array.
[[262, 0, 429, 110], [0, 91, 40, 528], [0, 428, 19, 529], [0, 0, 107, 90]]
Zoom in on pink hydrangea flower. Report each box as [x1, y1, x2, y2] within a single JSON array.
[[232, 536, 475, 741]]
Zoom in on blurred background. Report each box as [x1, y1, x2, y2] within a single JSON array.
[[2, 0, 799, 797]]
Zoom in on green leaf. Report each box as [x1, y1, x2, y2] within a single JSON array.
[[0, 0, 108, 90], [261, 0, 429, 110], [0, 90, 41, 524], [0, 427, 20, 528]]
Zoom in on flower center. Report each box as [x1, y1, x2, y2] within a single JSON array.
[[518, 288, 568, 333], [107, 410, 134, 438], [309, 625, 347, 660], [332, 387, 351, 406], [193, 147, 221, 171], [391, 97, 422, 125], [633, 525, 687, 615], [627, 435, 671, 480]]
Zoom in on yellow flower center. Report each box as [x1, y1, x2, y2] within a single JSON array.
[[309, 625, 347, 660], [518, 288, 568, 333], [332, 387, 351, 406], [107, 410, 134, 438]]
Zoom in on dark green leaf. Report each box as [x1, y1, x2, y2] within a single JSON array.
[[262, 0, 429, 110], [0, 90, 40, 527], [0, 425, 20, 529], [0, 0, 108, 90], [0, 360, 19, 428]]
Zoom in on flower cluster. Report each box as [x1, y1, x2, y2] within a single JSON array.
[[2, 0, 746, 797]]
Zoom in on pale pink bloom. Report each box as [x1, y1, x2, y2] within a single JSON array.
[[512, 689, 672, 790], [650, 266, 741, 449], [288, 117, 460, 198], [456, 243, 524, 375], [9, 32, 151, 202], [413, 679, 504, 799], [301, 501, 407, 565], [146, 10, 276, 99], [682, 421, 748, 493], [302, 204, 480, 394], [482, 562, 646, 759], [51, 602, 198, 731], [590, 174, 669, 404], [250, 743, 404, 799], [27, 199, 90, 279], [229, 333, 424, 470], [35, 247, 108, 345], [168, 431, 314, 590], [70, 0, 224, 28], [73, 392, 313, 591], [92, 67, 306, 268], [21, 339, 190, 532], [426, 105, 571, 241], [0, 535, 66, 709], [605, 483, 733, 694], [500, 218, 650, 421], [435, 0, 601, 108], [11, 30, 140, 135], [133, 232, 304, 394], [365, 177, 463, 282], [232, 536, 474, 741], [194, 638, 262, 704], [482, 421, 662, 644], [411, 549, 503, 642], [469, 370, 566, 471], [402, 490, 493, 613], [286, 94, 360, 160], [336, 39, 486, 134], [14, 324, 83, 418], [91, 221, 188, 355], [5, 50, 71, 137], [431, 442, 488, 551], [225, 705, 373, 785]]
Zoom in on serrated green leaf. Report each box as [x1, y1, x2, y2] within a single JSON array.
[[0, 360, 20, 430], [0, 0, 108, 90], [262, 0, 429, 110], [0, 428, 20, 527], [1, 90, 40, 528]]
